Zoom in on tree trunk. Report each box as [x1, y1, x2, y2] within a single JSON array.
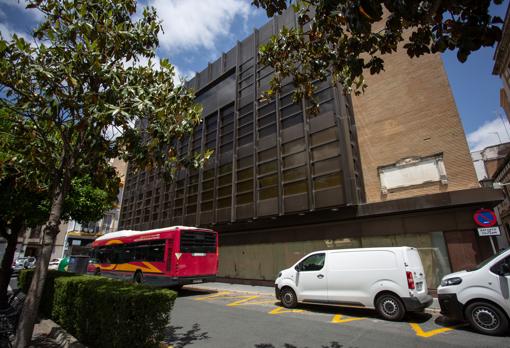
[[13, 184, 66, 348], [0, 222, 24, 309]]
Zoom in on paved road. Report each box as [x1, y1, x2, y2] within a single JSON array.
[[165, 287, 509, 348]]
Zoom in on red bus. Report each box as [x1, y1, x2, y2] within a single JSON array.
[[87, 226, 218, 287]]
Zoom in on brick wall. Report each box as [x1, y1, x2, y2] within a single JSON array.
[[352, 50, 478, 203]]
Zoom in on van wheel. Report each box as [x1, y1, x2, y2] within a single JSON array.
[[280, 287, 297, 308], [465, 301, 509, 336], [134, 271, 144, 284], [375, 293, 405, 321]]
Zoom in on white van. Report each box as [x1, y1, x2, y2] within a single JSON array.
[[437, 247, 510, 336], [274, 247, 433, 320]]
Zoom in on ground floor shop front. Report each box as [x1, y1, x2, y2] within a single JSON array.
[[214, 188, 504, 289]]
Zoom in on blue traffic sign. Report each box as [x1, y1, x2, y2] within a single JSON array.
[[473, 209, 497, 227]]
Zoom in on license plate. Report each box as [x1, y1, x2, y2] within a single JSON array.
[[192, 279, 203, 284], [416, 282, 423, 291], [192, 253, 206, 256]]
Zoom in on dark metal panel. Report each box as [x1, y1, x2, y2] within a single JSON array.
[[231, 41, 241, 222], [119, 9, 367, 231], [272, 16, 283, 217], [283, 193, 308, 213], [253, 29, 260, 219], [258, 198, 278, 216], [281, 124, 304, 143], [333, 83, 358, 205], [212, 109, 221, 223]]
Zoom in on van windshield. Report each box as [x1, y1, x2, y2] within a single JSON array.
[[467, 248, 509, 272]]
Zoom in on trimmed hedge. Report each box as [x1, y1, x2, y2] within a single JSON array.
[[19, 270, 177, 348], [18, 269, 75, 317], [53, 276, 177, 348]]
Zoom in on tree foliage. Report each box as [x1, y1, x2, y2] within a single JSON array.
[[0, 0, 208, 345], [0, 107, 119, 309], [252, 0, 504, 109]]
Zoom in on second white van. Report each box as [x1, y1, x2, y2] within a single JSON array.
[[437, 247, 510, 336], [275, 247, 433, 320]]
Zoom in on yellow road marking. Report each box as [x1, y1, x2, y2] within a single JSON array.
[[331, 314, 365, 323], [227, 295, 261, 306], [268, 306, 304, 315], [227, 296, 275, 307], [243, 300, 277, 305], [194, 291, 231, 301], [409, 323, 466, 338]]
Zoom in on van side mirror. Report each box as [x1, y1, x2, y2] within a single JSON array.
[[294, 264, 301, 272]]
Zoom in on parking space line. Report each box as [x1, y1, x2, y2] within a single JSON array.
[[194, 291, 232, 301], [331, 314, 366, 323], [227, 296, 276, 307], [268, 307, 304, 315], [227, 295, 261, 306], [409, 322, 467, 338]]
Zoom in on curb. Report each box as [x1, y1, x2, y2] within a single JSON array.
[[32, 319, 86, 348]]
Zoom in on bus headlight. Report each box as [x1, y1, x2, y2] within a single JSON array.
[[440, 277, 462, 286]]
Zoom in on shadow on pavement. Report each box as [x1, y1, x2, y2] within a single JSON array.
[[164, 323, 209, 347], [433, 316, 510, 337], [175, 288, 216, 298], [255, 342, 352, 348]]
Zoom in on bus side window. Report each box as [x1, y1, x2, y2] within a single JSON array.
[[97, 248, 106, 263], [118, 247, 133, 263], [146, 245, 164, 262], [134, 246, 146, 262]]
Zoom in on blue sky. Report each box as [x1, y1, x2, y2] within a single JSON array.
[[0, 0, 508, 151]]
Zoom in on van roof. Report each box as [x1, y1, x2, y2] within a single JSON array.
[[312, 246, 416, 254]]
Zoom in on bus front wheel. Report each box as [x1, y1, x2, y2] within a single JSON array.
[[134, 271, 144, 284]]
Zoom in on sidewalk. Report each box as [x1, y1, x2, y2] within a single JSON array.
[[186, 282, 441, 312], [28, 319, 85, 348]]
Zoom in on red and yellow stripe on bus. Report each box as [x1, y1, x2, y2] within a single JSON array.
[[93, 261, 164, 273]]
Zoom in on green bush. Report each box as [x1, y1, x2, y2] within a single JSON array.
[[18, 269, 75, 317], [53, 275, 177, 348]]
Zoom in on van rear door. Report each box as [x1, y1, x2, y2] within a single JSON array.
[[404, 248, 428, 300]]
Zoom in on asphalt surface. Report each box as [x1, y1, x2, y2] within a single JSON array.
[[165, 286, 510, 348]]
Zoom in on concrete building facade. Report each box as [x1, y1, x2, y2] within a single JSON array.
[[63, 158, 127, 256], [16, 223, 67, 261], [118, 10, 503, 289], [494, 6, 510, 120], [353, 51, 479, 202]]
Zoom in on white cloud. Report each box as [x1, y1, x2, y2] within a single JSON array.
[[0, 22, 31, 42], [467, 115, 510, 151], [173, 65, 195, 86], [147, 0, 251, 53]]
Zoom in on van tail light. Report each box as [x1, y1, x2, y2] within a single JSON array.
[[406, 271, 415, 290]]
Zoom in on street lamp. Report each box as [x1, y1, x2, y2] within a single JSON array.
[[493, 182, 510, 189]]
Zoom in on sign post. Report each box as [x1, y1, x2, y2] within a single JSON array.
[[473, 209, 499, 254]]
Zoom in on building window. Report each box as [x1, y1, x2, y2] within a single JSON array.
[[378, 154, 448, 194]]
